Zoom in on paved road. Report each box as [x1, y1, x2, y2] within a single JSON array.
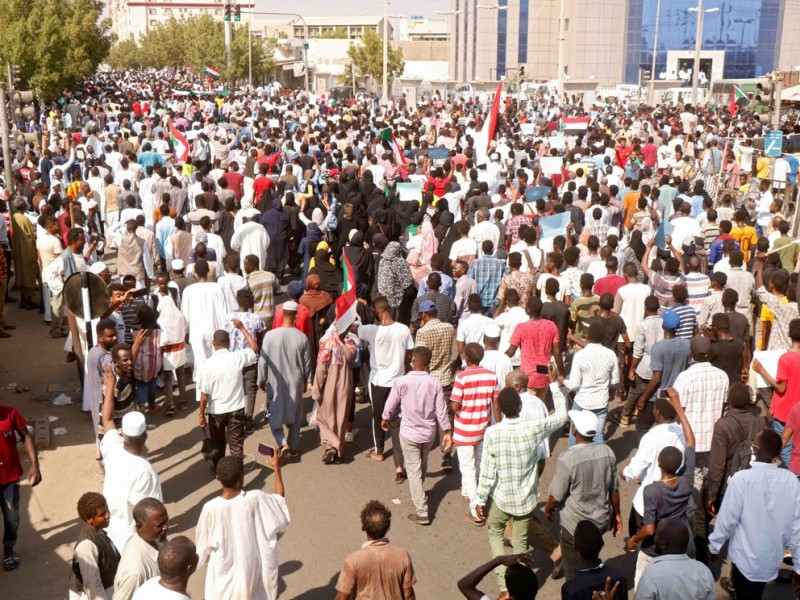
[[0, 296, 795, 599]]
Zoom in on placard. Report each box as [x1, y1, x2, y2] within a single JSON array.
[[396, 181, 423, 202], [540, 157, 563, 175], [539, 212, 571, 239], [520, 123, 535, 137], [753, 350, 785, 389]]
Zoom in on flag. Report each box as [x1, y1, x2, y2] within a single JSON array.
[[539, 212, 571, 239], [168, 121, 189, 163], [561, 116, 590, 135], [475, 81, 504, 166], [379, 127, 407, 167], [202, 63, 220, 79], [333, 252, 358, 332], [729, 85, 748, 115]]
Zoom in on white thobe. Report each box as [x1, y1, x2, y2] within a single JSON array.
[[230, 221, 269, 272], [196, 491, 290, 600], [180, 282, 227, 400]]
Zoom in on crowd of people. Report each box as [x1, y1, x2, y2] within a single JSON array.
[[2, 65, 800, 599]]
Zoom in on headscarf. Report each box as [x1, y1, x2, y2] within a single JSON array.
[[417, 221, 438, 266], [317, 323, 357, 366], [628, 229, 646, 262], [309, 248, 340, 294], [344, 230, 373, 286], [435, 210, 454, 243], [377, 241, 414, 308], [299, 273, 333, 315]]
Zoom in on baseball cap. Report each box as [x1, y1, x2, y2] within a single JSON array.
[[690, 335, 711, 357], [662, 310, 681, 331], [419, 300, 437, 313], [121, 412, 147, 437], [283, 300, 299, 312], [171, 259, 185, 270], [568, 410, 598, 437], [328, 168, 341, 177]]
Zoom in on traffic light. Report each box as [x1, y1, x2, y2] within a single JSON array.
[[9, 64, 20, 88], [756, 82, 773, 104], [224, 2, 231, 21], [234, 4, 241, 21], [12, 90, 35, 121]]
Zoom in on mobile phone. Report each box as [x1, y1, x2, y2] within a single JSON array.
[[657, 389, 669, 400], [536, 364, 549, 375], [131, 288, 149, 298], [257, 443, 275, 458]]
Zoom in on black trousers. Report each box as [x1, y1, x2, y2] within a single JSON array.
[[731, 563, 767, 600], [206, 409, 246, 466]]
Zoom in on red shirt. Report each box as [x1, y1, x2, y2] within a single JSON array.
[[510, 319, 559, 389], [771, 350, 800, 422], [640, 143, 657, 167], [426, 175, 451, 198], [224, 172, 244, 201], [593, 274, 626, 298], [252, 176, 275, 202], [272, 304, 311, 336], [0, 406, 27, 486]]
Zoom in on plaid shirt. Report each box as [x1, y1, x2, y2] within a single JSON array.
[[411, 292, 457, 327], [476, 384, 568, 515], [415, 318, 455, 387], [468, 257, 508, 310], [588, 224, 610, 247], [757, 287, 799, 351], [506, 215, 534, 245], [673, 362, 729, 453]]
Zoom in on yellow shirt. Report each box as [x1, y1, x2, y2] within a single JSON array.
[[756, 156, 770, 179], [730, 224, 757, 261]]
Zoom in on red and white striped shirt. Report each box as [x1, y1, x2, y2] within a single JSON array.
[[452, 365, 497, 446]]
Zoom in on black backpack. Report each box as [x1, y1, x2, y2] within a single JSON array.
[[722, 414, 760, 496]]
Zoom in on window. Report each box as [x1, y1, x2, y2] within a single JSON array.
[[148, 8, 157, 14], [564, 18, 570, 32], [149, 19, 157, 26]]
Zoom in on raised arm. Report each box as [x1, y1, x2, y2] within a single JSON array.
[[667, 387, 695, 448]]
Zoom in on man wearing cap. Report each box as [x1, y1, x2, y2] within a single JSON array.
[[671, 335, 728, 559], [198, 321, 260, 466], [100, 363, 163, 553], [545, 408, 621, 579], [259, 301, 311, 456], [636, 309, 691, 434], [168, 259, 193, 304], [272, 279, 310, 335]]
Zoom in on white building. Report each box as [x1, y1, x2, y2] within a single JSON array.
[[108, 0, 255, 42]]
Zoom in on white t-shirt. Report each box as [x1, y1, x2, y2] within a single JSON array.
[[358, 322, 414, 387], [457, 313, 494, 345], [449, 237, 479, 261], [495, 306, 529, 366], [536, 274, 568, 302], [480, 349, 513, 391], [133, 577, 191, 600], [617, 282, 651, 337]]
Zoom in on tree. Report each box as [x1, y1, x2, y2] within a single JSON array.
[[347, 29, 404, 92], [0, 0, 111, 100], [319, 27, 348, 39], [104, 14, 275, 85]]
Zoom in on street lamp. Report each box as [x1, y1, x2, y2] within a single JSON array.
[[433, 9, 461, 82], [477, 4, 508, 82], [688, 2, 719, 106]]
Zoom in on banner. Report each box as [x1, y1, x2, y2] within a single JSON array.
[[520, 123, 535, 137], [524, 186, 550, 203], [653, 217, 675, 249], [396, 181, 423, 202], [540, 157, 563, 176], [427, 147, 449, 161], [539, 212, 571, 239]]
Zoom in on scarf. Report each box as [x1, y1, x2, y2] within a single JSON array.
[[377, 241, 413, 307], [317, 324, 357, 366], [300, 273, 333, 315]]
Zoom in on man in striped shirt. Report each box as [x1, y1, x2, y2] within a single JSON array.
[[451, 343, 497, 524], [670, 285, 697, 339]]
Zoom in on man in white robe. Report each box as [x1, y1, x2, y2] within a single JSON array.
[[180, 259, 227, 400], [195, 455, 289, 600], [231, 216, 269, 273]]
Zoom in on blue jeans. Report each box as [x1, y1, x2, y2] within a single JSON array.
[[568, 404, 609, 446], [773, 419, 792, 467], [1, 481, 20, 548], [136, 377, 158, 409]]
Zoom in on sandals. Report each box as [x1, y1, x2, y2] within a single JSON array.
[[4, 553, 20, 571], [165, 404, 176, 417], [365, 449, 385, 462], [148, 404, 163, 415]]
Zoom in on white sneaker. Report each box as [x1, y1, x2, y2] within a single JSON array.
[[344, 432, 354, 443]]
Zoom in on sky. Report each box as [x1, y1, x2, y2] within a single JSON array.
[[254, 0, 449, 19]]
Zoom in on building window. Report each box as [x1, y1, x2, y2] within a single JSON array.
[[148, 8, 157, 14], [149, 19, 157, 26], [518, 0, 529, 65], [163, 8, 172, 14], [496, 0, 508, 78]]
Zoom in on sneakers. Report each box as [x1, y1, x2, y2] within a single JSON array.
[[407, 513, 430, 526]]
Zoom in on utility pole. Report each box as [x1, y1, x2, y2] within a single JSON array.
[[0, 83, 15, 196], [224, 1, 232, 68], [557, 0, 565, 103], [382, 0, 389, 106], [690, 0, 703, 106], [649, 0, 662, 105]]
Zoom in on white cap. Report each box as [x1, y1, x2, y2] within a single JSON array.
[[568, 410, 598, 437], [283, 300, 299, 312], [483, 323, 501, 338], [171, 259, 185, 270], [88, 261, 108, 275], [121, 411, 147, 437]]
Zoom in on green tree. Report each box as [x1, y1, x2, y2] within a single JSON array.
[[0, 0, 111, 100], [319, 27, 348, 39], [105, 37, 141, 70], [347, 29, 404, 92]]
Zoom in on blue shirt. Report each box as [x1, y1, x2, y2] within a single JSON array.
[[648, 337, 691, 401], [417, 271, 455, 299], [468, 257, 508, 309]]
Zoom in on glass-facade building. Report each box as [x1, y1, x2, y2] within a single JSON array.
[[624, 0, 794, 83]]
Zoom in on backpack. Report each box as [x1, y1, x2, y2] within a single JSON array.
[[722, 414, 760, 497], [522, 246, 546, 288]]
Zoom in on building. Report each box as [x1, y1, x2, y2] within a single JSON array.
[[395, 17, 449, 42], [449, 0, 800, 86], [108, 0, 255, 42]]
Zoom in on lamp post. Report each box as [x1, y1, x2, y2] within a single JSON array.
[[434, 10, 461, 82], [477, 4, 508, 82], [688, 1, 719, 106], [648, 0, 662, 105], [382, 0, 388, 105]]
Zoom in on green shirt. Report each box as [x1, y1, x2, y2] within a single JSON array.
[[570, 295, 600, 340]]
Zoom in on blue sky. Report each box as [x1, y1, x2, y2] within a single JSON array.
[[254, 0, 448, 18]]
